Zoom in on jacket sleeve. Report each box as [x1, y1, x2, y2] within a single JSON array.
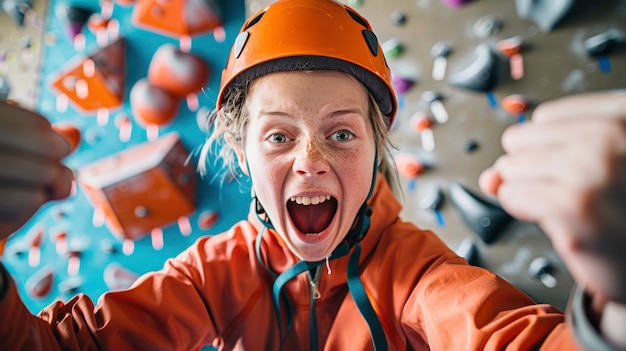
[[0, 254, 220, 350], [400, 254, 585, 350]]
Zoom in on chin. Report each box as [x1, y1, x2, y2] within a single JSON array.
[[289, 238, 336, 262]]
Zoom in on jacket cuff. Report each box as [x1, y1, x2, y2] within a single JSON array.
[[569, 284, 621, 351]]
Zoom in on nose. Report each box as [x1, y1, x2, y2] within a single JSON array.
[[293, 136, 330, 177]]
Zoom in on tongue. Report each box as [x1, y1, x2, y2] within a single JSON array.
[[288, 198, 337, 234]]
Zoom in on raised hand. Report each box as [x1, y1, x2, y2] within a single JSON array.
[[479, 91, 626, 305], [0, 101, 73, 238]]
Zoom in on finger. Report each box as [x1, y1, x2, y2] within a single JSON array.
[[532, 90, 626, 124], [478, 167, 502, 196], [495, 179, 582, 223], [0, 186, 47, 220], [479, 143, 571, 197], [0, 168, 72, 220], [500, 121, 566, 154], [0, 151, 73, 201], [47, 165, 74, 201], [501, 117, 625, 154], [0, 152, 70, 186], [493, 146, 606, 190], [0, 186, 51, 236], [0, 128, 71, 161], [0, 101, 51, 130], [0, 104, 70, 159]]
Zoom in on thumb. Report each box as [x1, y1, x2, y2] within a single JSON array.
[[478, 166, 502, 196]]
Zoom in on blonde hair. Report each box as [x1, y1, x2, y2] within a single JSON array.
[[198, 77, 400, 198], [198, 81, 250, 182]]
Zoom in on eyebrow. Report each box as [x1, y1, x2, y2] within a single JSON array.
[[255, 107, 367, 125], [257, 110, 291, 118], [328, 108, 366, 117]]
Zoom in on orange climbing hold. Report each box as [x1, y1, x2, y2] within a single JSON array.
[[77, 133, 197, 241], [395, 153, 426, 179], [132, 0, 222, 38], [51, 37, 126, 113], [148, 44, 210, 97], [501, 94, 530, 114], [130, 79, 179, 127]]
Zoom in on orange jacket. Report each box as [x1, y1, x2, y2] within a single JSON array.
[[0, 178, 583, 350]]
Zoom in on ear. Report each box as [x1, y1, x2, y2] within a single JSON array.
[[225, 132, 249, 176], [234, 144, 249, 176]]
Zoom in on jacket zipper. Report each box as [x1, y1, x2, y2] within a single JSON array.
[[306, 266, 322, 300]]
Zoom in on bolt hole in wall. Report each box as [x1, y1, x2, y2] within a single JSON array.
[[0, 0, 625, 324]]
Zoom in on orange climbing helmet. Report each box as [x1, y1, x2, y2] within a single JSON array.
[[217, 0, 398, 124]]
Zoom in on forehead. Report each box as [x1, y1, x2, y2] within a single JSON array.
[[247, 70, 369, 105], [241, 71, 384, 141]]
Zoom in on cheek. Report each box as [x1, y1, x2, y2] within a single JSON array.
[[337, 148, 375, 185], [248, 149, 287, 198]]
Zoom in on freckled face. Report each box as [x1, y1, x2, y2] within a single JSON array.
[[237, 71, 376, 261]]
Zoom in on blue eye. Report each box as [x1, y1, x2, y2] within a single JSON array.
[[332, 129, 354, 142], [269, 133, 290, 143]]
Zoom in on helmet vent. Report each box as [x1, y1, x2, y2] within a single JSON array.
[[233, 31, 250, 58], [362, 30, 379, 57], [244, 11, 265, 30], [345, 8, 369, 29]]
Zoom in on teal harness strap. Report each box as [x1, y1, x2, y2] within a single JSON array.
[[255, 227, 294, 349], [271, 244, 351, 350], [309, 293, 318, 351], [255, 218, 388, 351], [255, 226, 276, 279], [347, 243, 388, 351]]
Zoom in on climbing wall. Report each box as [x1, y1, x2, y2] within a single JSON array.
[[1, 0, 250, 314], [1, 0, 625, 316]]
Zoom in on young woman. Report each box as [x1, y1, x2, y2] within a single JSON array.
[[1, 0, 625, 349]]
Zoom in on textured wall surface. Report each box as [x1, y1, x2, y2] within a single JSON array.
[[2, 0, 625, 313]]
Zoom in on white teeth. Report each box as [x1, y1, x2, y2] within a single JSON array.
[[289, 195, 331, 205]]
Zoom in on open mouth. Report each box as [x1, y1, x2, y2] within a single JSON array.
[[287, 195, 338, 234]]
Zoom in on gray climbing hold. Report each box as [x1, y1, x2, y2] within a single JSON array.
[[515, 0, 576, 32], [449, 44, 503, 92]]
